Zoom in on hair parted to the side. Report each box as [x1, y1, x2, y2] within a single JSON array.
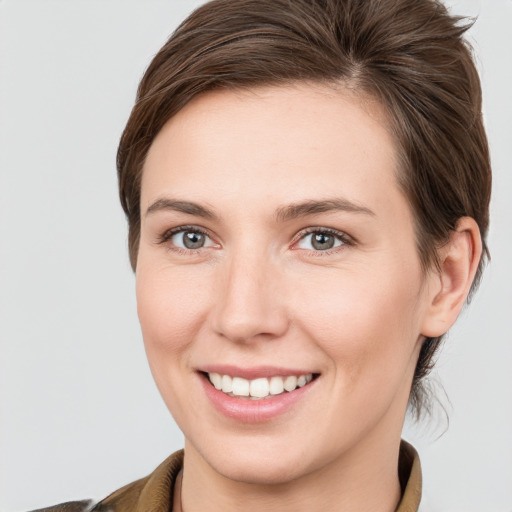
[[117, 0, 491, 417]]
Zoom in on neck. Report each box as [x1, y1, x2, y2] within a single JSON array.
[[180, 432, 403, 512]]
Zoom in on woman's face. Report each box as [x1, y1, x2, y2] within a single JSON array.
[[137, 84, 435, 484]]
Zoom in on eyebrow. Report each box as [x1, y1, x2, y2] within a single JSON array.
[[145, 197, 375, 222], [145, 198, 218, 220], [274, 198, 375, 222]]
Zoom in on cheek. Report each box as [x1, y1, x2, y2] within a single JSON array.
[[135, 263, 216, 429], [135, 264, 211, 365], [291, 261, 424, 389]]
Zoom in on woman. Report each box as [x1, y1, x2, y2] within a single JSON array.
[[30, 0, 490, 510]]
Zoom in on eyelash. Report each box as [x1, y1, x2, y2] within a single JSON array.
[[292, 227, 354, 255], [157, 225, 215, 255], [157, 225, 354, 255]]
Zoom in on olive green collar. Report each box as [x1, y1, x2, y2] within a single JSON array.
[[94, 440, 421, 512]]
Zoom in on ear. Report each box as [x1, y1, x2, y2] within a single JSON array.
[[421, 217, 483, 338]]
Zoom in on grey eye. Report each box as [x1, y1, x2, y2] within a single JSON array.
[[171, 230, 210, 250], [297, 231, 344, 251], [312, 233, 335, 250]]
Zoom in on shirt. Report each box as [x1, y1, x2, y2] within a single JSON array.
[[30, 440, 422, 512]]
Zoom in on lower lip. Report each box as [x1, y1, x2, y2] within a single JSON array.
[[199, 373, 317, 423]]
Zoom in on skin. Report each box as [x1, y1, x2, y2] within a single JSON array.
[[136, 84, 481, 512]]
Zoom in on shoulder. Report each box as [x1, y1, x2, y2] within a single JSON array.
[[28, 450, 184, 512], [396, 440, 422, 512], [28, 502, 95, 512]]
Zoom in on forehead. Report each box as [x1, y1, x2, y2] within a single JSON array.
[[149, 82, 393, 153], [141, 83, 401, 217]]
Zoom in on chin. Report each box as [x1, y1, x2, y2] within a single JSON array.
[[210, 450, 309, 485], [186, 431, 328, 486]]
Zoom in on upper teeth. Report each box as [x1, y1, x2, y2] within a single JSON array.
[[208, 373, 313, 399]]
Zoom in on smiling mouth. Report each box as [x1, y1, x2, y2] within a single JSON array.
[[204, 372, 318, 400]]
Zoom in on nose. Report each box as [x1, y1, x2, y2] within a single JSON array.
[[211, 251, 290, 343]]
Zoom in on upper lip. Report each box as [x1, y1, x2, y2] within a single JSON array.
[[198, 365, 318, 380]]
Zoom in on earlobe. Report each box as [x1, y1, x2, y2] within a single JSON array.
[[421, 217, 482, 338]]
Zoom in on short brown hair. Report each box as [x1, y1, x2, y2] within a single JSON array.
[[117, 0, 491, 416]]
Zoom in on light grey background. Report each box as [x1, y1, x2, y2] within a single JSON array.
[[0, 1, 510, 511]]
